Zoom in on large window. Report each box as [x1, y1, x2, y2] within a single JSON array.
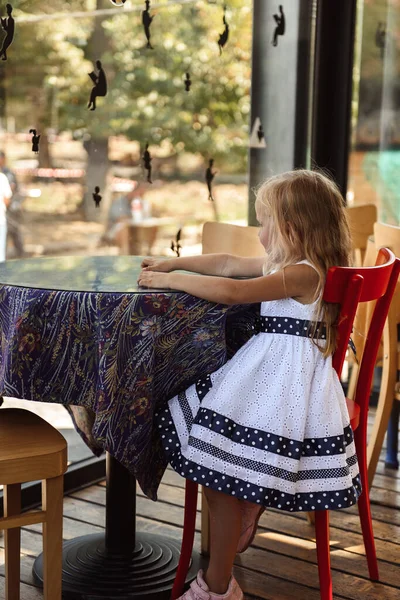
[[348, 0, 400, 222]]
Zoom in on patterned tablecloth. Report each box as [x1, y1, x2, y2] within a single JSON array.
[[0, 256, 259, 499]]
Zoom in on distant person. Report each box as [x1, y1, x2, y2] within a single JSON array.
[[0, 158, 12, 261], [0, 151, 24, 258], [105, 182, 151, 243]]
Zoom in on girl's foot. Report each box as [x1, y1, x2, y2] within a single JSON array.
[[177, 569, 243, 599], [237, 501, 265, 553]]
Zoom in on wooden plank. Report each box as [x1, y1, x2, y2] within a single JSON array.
[[0, 574, 43, 600], [236, 545, 400, 600], [68, 483, 400, 588]]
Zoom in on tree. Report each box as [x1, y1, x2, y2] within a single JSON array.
[[3, 1, 252, 218]]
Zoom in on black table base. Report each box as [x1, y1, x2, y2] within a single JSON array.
[[32, 454, 206, 599], [32, 532, 203, 599]]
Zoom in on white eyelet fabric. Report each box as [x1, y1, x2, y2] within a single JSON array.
[[156, 260, 361, 511]]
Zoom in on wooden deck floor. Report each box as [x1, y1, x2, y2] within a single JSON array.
[[1, 417, 399, 599]]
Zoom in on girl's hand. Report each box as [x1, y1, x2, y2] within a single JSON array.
[[141, 257, 173, 272], [138, 269, 171, 289]]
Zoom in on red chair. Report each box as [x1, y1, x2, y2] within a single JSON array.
[[170, 248, 400, 600]]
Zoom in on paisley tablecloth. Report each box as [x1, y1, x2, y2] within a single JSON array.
[[0, 256, 259, 500]]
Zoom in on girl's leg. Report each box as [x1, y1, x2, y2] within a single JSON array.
[[203, 487, 242, 595]]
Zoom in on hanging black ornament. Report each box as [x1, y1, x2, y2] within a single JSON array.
[[272, 5, 285, 46], [217, 5, 229, 55], [257, 123, 265, 143], [375, 22, 386, 59], [29, 129, 40, 154], [87, 60, 108, 111], [205, 159, 216, 202], [142, 143, 153, 184], [184, 73, 192, 92], [142, 1, 155, 49], [92, 186, 102, 208], [0, 3, 14, 61], [171, 228, 182, 257]]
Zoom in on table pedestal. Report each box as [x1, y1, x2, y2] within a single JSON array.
[[32, 454, 204, 599]]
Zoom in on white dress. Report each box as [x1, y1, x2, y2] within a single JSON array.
[[156, 260, 361, 512]]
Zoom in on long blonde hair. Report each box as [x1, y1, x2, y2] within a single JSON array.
[[255, 169, 352, 358]]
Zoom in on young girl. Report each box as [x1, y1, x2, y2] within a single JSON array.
[[138, 170, 361, 600]]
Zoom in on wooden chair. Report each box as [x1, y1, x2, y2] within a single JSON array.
[[0, 408, 68, 600], [201, 221, 265, 556], [344, 204, 377, 396], [202, 221, 265, 257], [366, 223, 400, 486], [170, 248, 400, 600], [346, 204, 377, 266]]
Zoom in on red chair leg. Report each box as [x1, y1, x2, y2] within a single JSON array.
[[171, 480, 199, 600], [354, 430, 379, 581], [315, 510, 333, 600]]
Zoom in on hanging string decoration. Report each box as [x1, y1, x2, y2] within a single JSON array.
[[29, 129, 41, 154], [375, 22, 386, 59], [171, 228, 182, 257], [272, 5, 285, 46], [257, 122, 265, 143], [184, 72, 192, 92], [217, 4, 229, 55], [87, 59, 107, 111], [0, 3, 14, 61], [92, 186, 102, 207], [142, 0, 155, 49], [142, 143, 153, 184], [249, 117, 266, 149], [205, 158, 216, 201]]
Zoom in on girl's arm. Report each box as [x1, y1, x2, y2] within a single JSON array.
[[138, 263, 319, 305], [142, 254, 265, 277]]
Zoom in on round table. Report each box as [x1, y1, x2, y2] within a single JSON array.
[[0, 255, 258, 599]]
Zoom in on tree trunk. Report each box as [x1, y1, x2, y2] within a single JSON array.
[[83, 137, 109, 222], [82, 0, 113, 222]]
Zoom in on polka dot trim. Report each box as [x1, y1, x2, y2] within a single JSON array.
[[195, 406, 355, 459], [164, 422, 362, 512], [256, 316, 326, 339]]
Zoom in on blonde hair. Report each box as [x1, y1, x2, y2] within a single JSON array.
[[255, 169, 352, 358]]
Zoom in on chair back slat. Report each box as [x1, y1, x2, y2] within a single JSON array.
[[353, 255, 400, 445], [202, 221, 265, 257], [324, 248, 395, 304], [324, 248, 396, 376], [346, 204, 377, 266], [331, 274, 364, 377]]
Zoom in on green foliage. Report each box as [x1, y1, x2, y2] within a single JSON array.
[[4, 1, 252, 172]]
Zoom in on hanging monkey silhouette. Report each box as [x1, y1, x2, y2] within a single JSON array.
[[218, 5, 229, 55], [171, 228, 182, 257], [93, 186, 102, 208], [0, 4, 14, 61], [142, 0, 155, 49], [142, 143, 153, 184], [87, 60, 107, 111], [184, 73, 192, 92], [205, 159, 217, 202], [272, 5, 285, 47], [29, 129, 40, 154]]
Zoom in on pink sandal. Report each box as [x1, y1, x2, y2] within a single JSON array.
[[237, 501, 265, 554], [177, 569, 243, 599]]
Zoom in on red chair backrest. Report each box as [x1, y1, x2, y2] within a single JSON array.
[[352, 250, 400, 441], [324, 248, 397, 377]]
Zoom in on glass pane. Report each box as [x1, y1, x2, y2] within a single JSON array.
[[348, 0, 400, 223], [0, 1, 252, 469]]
